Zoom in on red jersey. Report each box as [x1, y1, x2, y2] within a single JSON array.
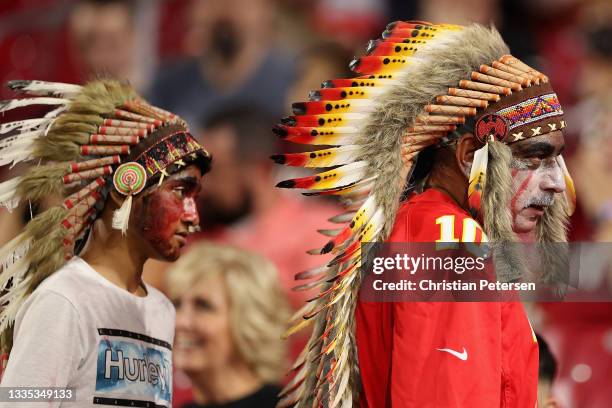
[[355, 189, 538, 407]]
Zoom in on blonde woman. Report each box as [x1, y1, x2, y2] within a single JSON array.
[[167, 242, 290, 408]]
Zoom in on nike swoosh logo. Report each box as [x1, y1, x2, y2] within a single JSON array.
[[436, 347, 468, 361]]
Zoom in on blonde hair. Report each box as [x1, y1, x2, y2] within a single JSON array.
[[166, 242, 290, 383]]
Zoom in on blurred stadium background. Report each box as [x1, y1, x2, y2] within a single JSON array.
[[0, 0, 610, 406]]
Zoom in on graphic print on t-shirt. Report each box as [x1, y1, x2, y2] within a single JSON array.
[[94, 328, 172, 407]]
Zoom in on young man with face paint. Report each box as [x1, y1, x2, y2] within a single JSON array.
[[0, 80, 210, 407], [273, 23, 576, 407]]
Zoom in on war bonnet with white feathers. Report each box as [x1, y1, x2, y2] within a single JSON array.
[[272, 22, 576, 407], [0, 79, 210, 354]]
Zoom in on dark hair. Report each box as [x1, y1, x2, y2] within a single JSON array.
[[200, 105, 278, 160], [536, 333, 558, 383]]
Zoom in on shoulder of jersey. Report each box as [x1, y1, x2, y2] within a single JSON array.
[[391, 197, 484, 243]]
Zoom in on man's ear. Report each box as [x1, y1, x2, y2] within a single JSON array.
[[455, 133, 481, 178]]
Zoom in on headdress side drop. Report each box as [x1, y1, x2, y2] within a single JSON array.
[[272, 22, 576, 407]]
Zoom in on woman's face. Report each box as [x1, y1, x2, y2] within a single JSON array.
[[173, 274, 236, 374]]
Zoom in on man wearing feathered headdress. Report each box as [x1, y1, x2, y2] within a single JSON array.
[[0, 80, 210, 407], [273, 22, 575, 407]]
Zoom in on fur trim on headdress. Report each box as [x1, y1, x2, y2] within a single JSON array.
[[537, 197, 570, 294], [482, 141, 527, 281]]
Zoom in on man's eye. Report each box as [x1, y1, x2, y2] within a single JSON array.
[[174, 187, 185, 197], [514, 155, 560, 170], [513, 157, 542, 170], [526, 158, 543, 169]]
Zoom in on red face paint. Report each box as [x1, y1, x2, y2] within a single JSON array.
[[135, 166, 202, 261], [510, 171, 533, 214], [141, 189, 185, 260]]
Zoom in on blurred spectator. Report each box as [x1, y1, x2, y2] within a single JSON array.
[[537, 333, 560, 408], [285, 41, 353, 109], [309, 0, 387, 49], [569, 8, 612, 242], [66, 0, 157, 91], [67, 0, 135, 82], [419, 0, 501, 26], [194, 106, 338, 305], [166, 242, 289, 408], [148, 0, 296, 126]]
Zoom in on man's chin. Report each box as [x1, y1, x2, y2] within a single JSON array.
[[512, 213, 540, 236], [151, 245, 182, 263]]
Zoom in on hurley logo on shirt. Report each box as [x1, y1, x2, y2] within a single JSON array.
[[103, 348, 170, 388], [95, 329, 172, 404]]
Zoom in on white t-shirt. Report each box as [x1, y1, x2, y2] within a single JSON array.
[[0, 257, 175, 408]]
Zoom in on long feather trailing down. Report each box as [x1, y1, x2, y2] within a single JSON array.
[[0, 275, 31, 332], [276, 161, 369, 190], [309, 87, 385, 101], [349, 55, 411, 76], [0, 145, 34, 168], [0, 118, 50, 135], [0, 256, 29, 294], [301, 176, 375, 197], [43, 105, 67, 119], [281, 113, 367, 129], [292, 99, 374, 115], [0, 233, 30, 272], [321, 78, 398, 89], [0, 176, 22, 211], [295, 263, 330, 281], [328, 211, 357, 224], [0, 129, 44, 150], [273, 124, 360, 146], [468, 142, 489, 217], [317, 228, 342, 237], [8, 80, 82, 98], [320, 195, 378, 254], [112, 195, 133, 235], [271, 145, 362, 168], [0, 97, 69, 113]]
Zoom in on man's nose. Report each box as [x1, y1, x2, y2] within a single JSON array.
[[540, 162, 566, 194], [182, 197, 200, 226]]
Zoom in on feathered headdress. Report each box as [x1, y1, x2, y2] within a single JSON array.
[[273, 22, 576, 407], [0, 79, 210, 353]]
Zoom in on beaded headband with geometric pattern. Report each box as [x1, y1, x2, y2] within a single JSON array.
[[272, 22, 576, 408], [0, 79, 210, 353]]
